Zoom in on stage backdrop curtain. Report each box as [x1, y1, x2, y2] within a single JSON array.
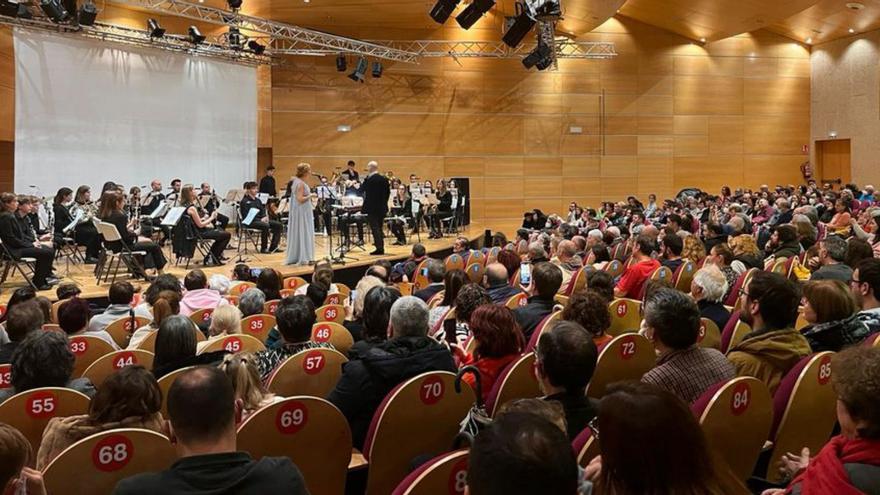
[[13, 29, 256, 198]]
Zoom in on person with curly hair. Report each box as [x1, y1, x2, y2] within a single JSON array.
[[764, 346, 880, 494], [561, 289, 612, 347], [0, 331, 95, 402], [450, 284, 491, 345]]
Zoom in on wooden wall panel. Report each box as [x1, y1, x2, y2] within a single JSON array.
[[1, 27, 14, 190], [269, 18, 810, 222]]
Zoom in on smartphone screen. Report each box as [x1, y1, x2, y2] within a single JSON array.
[[519, 263, 532, 286], [250, 268, 263, 278]]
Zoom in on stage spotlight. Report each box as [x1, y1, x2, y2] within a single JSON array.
[[77, 1, 98, 25], [502, 3, 536, 47], [247, 39, 265, 55], [147, 18, 165, 38], [429, 0, 460, 24], [228, 26, 244, 49], [188, 25, 206, 44], [456, 0, 494, 30], [522, 39, 552, 70], [336, 53, 347, 72], [39, 0, 68, 22], [0, 0, 18, 17], [347, 56, 367, 83], [371, 61, 383, 78]]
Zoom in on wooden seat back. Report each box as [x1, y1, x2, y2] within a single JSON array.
[[188, 308, 215, 326], [283, 276, 308, 291], [81, 350, 155, 388], [391, 450, 469, 495], [263, 299, 281, 315], [240, 314, 276, 343], [69, 335, 116, 377], [486, 353, 541, 417], [198, 334, 266, 355], [105, 316, 151, 348], [697, 318, 722, 351], [315, 304, 345, 324], [43, 428, 175, 494], [237, 397, 352, 495], [311, 321, 354, 356], [586, 333, 655, 399], [228, 281, 257, 296], [266, 348, 348, 398], [504, 293, 528, 310], [0, 387, 90, 451], [606, 298, 642, 337]]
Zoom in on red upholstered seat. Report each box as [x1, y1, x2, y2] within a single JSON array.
[[524, 311, 562, 352], [391, 449, 469, 495], [571, 427, 599, 468]]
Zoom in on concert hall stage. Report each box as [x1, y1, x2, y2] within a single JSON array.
[[1, 224, 489, 303]]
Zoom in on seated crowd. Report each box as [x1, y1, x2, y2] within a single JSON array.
[[1, 181, 880, 494]]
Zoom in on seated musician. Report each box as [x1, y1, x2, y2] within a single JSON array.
[[338, 195, 365, 246], [389, 184, 413, 246], [312, 175, 336, 236], [198, 182, 229, 230], [0, 193, 57, 290], [52, 187, 100, 264], [178, 186, 231, 266], [167, 178, 182, 206], [426, 180, 452, 239], [98, 190, 167, 278], [240, 181, 282, 254], [140, 180, 171, 244]]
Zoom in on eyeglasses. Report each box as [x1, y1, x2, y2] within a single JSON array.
[[738, 288, 751, 299], [587, 417, 600, 439], [850, 278, 864, 285]]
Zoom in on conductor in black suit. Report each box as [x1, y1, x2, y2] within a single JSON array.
[[361, 161, 390, 255]]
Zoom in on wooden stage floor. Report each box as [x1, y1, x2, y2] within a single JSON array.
[[1, 224, 490, 303]]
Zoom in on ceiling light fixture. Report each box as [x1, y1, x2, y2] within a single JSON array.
[[849, 28, 856, 33]]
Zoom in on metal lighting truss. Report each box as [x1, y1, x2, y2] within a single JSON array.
[[268, 37, 617, 60], [109, 0, 421, 63], [0, 15, 272, 65]]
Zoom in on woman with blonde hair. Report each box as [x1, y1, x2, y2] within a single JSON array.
[[343, 275, 385, 341], [681, 235, 706, 263], [284, 163, 315, 266], [198, 305, 243, 353], [729, 234, 763, 272], [219, 353, 283, 422]]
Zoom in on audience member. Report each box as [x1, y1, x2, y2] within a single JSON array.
[[327, 296, 456, 449], [730, 234, 764, 272], [0, 301, 44, 363], [451, 284, 491, 344], [113, 367, 307, 494], [87, 281, 152, 334], [845, 238, 874, 270], [179, 269, 228, 316], [128, 290, 181, 350], [0, 423, 45, 495], [218, 353, 281, 422], [348, 286, 400, 359], [659, 234, 684, 273], [231, 263, 253, 283], [483, 262, 522, 305], [254, 296, 329, 380], [614, 235, 659, 299], [552, 240, 582, 291], [152, 315, 226, 379], [58, 297, 119, 349], [765, 347, 880, 495], [460, 305, 525, 403], [561, 289, 612, 347], [591, 382, 743, 494], [682, 234, 707, 263], [237, 289, 265, 318], [198, 305, 243, 353], [535, 321, 598, 440], [810, 235, 853, 282], [641, 289, 735, 403], [256, 268, 283, 302], [853, 258, 880, 334], [0, 331, 96, 402], [413, 259, 445, 302], [728, 271, 811, 394], [584, 270, 614, 302], [495, 249, 522, 285], [514, 262, 562, 341], [208, 274, 231, 296], [691, 264, 732, 332], [344, 275, 385, 342], [36, 365, 163, 468], [800, 280, 870, 352], [706, 243, 738, 300], [55, 283, 81, 301], [428, 269, 468, 330], [466, 412, 577, 495]]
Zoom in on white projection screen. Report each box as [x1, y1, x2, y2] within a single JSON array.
[[13, 29, 256, 197]]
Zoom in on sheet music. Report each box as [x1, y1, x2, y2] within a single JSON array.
[[242, 207, 259, 226], [316, 185, 336, 200], [422, 192, 439, 206], [411, 199, 420, 215], [257, 193, 270, 205], [64, 209, 83, 233], [225, 189, 241, 203], [161, 206, 187, 226], [149, 202, 169, 220]]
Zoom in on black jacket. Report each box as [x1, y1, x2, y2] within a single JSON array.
[[361, 173, 390, 217], [239, 195, 266, 223], [141, 192, 165, 215], [112, 452, 307, 495], [544, 391, 598, 441], [0, 211, 33, 256], [327, 335, 456, 449], [414, 283, 444, 303], [258, 175, 276, 197], [513, 296, 556, 341], [487, 284, 523, 305], [698, 300, 732, 333], [103, 211, 136, 251]]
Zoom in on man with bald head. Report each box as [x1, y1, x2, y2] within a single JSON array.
[[553, 240, 582, 292], [361, 160, 391, 255], [483, 262, 523, 304]]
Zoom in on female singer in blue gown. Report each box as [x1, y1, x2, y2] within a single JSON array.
[[285, 163, 315, 265]]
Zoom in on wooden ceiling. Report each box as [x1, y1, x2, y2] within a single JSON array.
[[105, 0, 880, 45]]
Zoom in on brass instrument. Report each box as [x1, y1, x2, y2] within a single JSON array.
[[69, 201, 97, 227]]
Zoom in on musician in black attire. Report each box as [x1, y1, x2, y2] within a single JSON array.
[[259, 165, 277, 197], [178, 186, 231, 265], [313, 175, 336, 235], [427, 180, 453, 238], [98, 191, 167, 276], [240, 181, 282, 253], [52, 188, 100, 264], [199, 182, 229, 230], [361, 161, 391, 255], [389, 184, 413, 245], [0, 193, 56, 290], [167, 179, 182, 206], [140, 180, 171, 244], [341, 160, 362, 196]]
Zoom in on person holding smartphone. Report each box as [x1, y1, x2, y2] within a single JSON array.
[[513, 262, 563, 341]]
